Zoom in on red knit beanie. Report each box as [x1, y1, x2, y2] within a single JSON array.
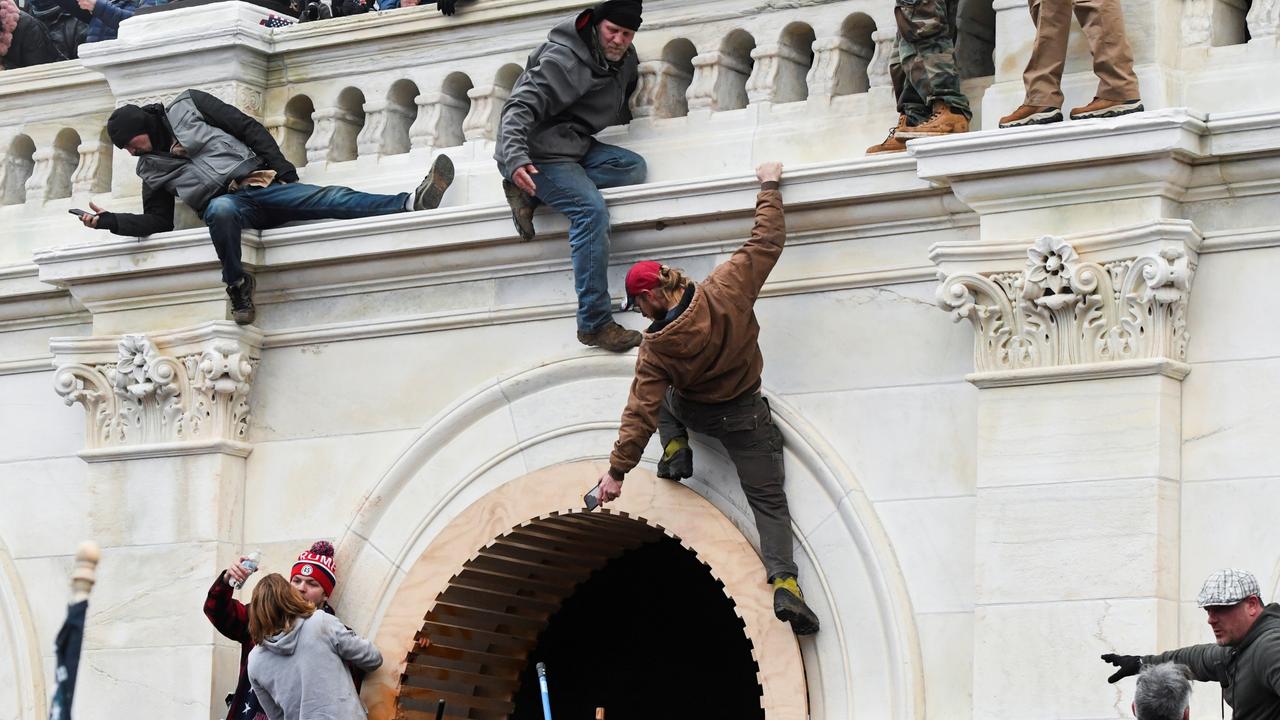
[[291, 541, 337, 596]]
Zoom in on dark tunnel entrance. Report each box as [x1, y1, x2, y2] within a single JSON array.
[[509, 536, 764, 720]]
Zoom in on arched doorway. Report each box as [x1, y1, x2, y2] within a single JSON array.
[[395, 509, 765, 719]]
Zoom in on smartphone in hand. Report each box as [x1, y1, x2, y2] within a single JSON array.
[[68, 208, 95, 219], [584, 483, 601, 511]]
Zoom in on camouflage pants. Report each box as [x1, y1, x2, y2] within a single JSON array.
[[891, 0, 971, 122]]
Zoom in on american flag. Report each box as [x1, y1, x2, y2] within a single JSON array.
[[260, 14, 295, 27]]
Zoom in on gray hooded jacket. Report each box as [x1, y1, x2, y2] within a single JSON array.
[[494, 9, 638, 179], [1144, 603, 1280, 720], [247, 611, 383, 720]]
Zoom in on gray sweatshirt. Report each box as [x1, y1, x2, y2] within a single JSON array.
[[494, 8, 638, 179], [247, 611, 383, 720]]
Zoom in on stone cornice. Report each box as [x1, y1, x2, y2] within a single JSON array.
[[31, 158, 952, 314]]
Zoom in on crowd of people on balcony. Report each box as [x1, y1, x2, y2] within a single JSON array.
[[0, 0, 461, 70]]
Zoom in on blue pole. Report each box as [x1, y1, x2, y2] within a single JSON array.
[[536, 661, 554, 720]]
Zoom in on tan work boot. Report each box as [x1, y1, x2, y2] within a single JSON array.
[[1069, 97, 1144, 120], [998, 104, 1063, 128], [577, 322, 642, 353], [866, 114, 910, 154], [897, 101, 969, 138]]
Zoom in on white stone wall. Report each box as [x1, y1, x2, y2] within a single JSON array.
[[4, 0, 1280, 718]]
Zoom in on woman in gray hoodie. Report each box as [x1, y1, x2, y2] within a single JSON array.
[[247, 574, 383, 720]]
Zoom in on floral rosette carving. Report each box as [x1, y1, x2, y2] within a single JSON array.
[[936, 236, 1193, 373]]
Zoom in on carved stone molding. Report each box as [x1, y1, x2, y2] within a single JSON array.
[[52, 322, 262, 453], [936, 235, 1194, 375]]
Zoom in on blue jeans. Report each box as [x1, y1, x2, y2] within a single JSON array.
[[534, 141, 647, 334], [203, 182, 408, 285]]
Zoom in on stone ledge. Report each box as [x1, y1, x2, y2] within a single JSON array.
[[967, 358, 1192, 388]]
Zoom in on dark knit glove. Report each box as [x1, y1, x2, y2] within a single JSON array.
[[437, 0, 456, 14], [1100, 653, 1141, 683], [94, 211, 118, 232]]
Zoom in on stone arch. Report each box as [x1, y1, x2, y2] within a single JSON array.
[[382, 78, 420, 156], [495, 63, 524, 92], [434, 72, 474, 149], [0, 535, 45, 720], [46, 127, 83, 201], [775, 22, 818, 103], [835, 13, 878, 96], [281, 94, 316, 168], [392, 498, 772, 719], [2, 134, 36, 206], [332, 86, 367, 162], [334, 353, 925, 720], [657, 38, 697, 118], [719, 30, 756, 111]]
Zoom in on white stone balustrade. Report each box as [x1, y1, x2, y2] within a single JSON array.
[[305, 105, 365, 165], [461, 84, 510, 143], [687, 51, 754, 113], [747, 43, 814, 105], [409, 91, 469, 152]]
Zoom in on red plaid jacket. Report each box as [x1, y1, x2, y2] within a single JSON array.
[[204, 572, 365, 719]]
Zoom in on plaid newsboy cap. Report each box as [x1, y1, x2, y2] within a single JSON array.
[[1198, 568, 1262, 607]]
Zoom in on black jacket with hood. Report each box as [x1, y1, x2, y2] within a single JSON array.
[[494, 7, 638, 179], [1144, 603, 1280, 720], [103, 89, 299, 238]]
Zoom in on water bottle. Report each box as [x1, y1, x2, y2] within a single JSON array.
[[228, 551, 261, 589]]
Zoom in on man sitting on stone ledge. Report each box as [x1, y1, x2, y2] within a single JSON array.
[[79, 88, 455, 325], [495, 0, 647, 353], [1102, 569, 1280, 719]]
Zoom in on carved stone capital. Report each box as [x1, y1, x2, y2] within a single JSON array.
[[52, 322, 262, 454], [935, 235, 1195, 377]]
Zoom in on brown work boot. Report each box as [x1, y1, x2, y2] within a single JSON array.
[[866, 114, 910, 154], [577, 322, 642, 353], [897, 101, 969, 138], [998, 104, 1063, 128], [412, 153, 454, 211], [1069, 97, 1144, 120], [502, 179, 536, 241]]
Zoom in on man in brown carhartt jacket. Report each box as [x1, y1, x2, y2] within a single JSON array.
[[594, 162, 820, 636]]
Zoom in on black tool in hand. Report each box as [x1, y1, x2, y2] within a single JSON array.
[[434, 699, 445, 720]]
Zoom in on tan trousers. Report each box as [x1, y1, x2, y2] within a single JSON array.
[[1022, 0, 1140, 107]]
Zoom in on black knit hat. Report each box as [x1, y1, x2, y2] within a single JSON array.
[[106, 104, 169, 151], [593, 0, 641, 31]]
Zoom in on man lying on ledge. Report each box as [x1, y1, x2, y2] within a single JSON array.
[[79, 88, 455, 325]]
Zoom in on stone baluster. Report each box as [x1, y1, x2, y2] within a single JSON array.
[[23, 147, 56, 203], [71, 139, 112, 195], [409, 92, 470, 152], [1181, 0, 1213, 45], [1248, 0, 1280, 38], [461, 84, 511, 143], [686, 51, 754, 113], [807, 36, 873, 100], [265, 115, 315, 169], [867, 30, 895, 91], [305, 105, 364, 165], [746, 43, 812, 105], [630, 60, 664, 118], [1, 142, 34, 206], [355, 99, 418, 157], [356, 99, 392, 158]]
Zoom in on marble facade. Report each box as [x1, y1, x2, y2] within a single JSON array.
[[2, 0, 1280, 717]]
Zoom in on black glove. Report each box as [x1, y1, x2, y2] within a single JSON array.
[[1100, 653, 1142, 683], [94, 211, 118, 232], [437, 0, 456, 14]]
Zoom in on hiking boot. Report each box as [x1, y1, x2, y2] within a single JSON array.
[[503, 179, 536, 241], [897, 101, 969, 138], [1069, 97, 1145, 120], [577, 322, 642, 353], [226, 274, 256, 325], [866, 114, 910, 154], [772, 576, 820, 636], [656, 437, 693, 480], [998, 104, 1063, 128], [412, 154, 455, 211]]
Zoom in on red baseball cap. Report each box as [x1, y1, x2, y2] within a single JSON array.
[[622, 261, 662, 311]]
